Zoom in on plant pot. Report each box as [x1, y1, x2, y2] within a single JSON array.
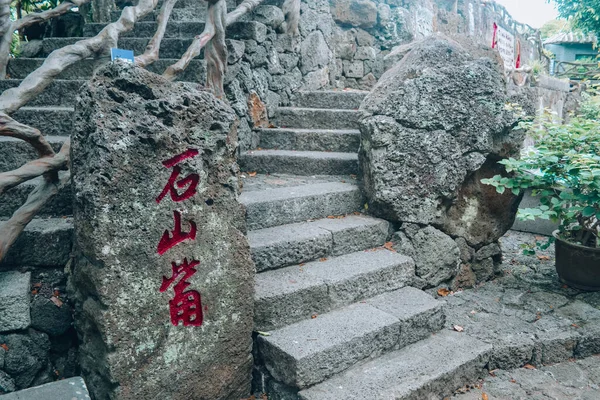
[[553, 231, 600, 291]]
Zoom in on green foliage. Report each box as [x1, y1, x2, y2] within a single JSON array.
[[531, 60, 546, 76], [550, 0, 600, 34], [11, 0, 60, 14], [482, 96, 600, 251], [10, 31, 20, 58], [540, 19, 571, 39]]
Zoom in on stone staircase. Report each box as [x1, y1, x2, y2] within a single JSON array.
[[1, 9, 493, 399], [242, 92, 492, 399]]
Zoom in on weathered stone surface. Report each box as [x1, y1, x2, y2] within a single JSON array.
[[19, 40, 43, 58], [0, 272, 31, 333], [252, 5, 285, 29], [226, 39, 246, 64], [300, 31, 330, 75], [0, 330, 50, 389], [360, 36, 526, 286], [342, 60, 364, 78], [30, 296, 72, 337], [70, 63, 254, 400], [0, 370, 16, 394], [393, 224, 460, 287], [329, 0, 378, 29]]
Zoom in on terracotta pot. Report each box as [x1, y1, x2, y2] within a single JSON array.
[[553, 231, 600, 291]]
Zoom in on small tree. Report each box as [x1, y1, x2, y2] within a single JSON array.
[[550, 0, 600, 34]]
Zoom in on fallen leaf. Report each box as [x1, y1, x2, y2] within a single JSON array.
[[256, 331, 271, 336], [437, 288, 451, 297], [353, 211, 361, 215], [537, 255, 551, 261], [383, 242, 396, 252], [0, 344, 8, 351], [50, 296, 63, 308], [319, 258, 327, 262], [248, 171, 257, 177], [53, 290, 60, 297], [572, 323, 580, 328], [535, 312, 542, 321], [327, 215, 335, 219], [311, 314, 318, 319], [298, 263, 305, 267], [523, 363, 536, 370], [268, 124, 277, 128], [510, 379, 517, 383], [453, 325, 464, 332], [31, 289, 39, 295], [482, 393, 489, 400]]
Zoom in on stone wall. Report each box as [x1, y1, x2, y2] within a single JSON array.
[[226, 0, 540, 151], [0, 270, 79, 394]]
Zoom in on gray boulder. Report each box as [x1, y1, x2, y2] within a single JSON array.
[[70, 63, 254, 400], [360, 35, 527, 287], [393, 224, 460, 287]]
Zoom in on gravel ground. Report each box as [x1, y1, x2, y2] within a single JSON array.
[[444, 230, 600, 399]]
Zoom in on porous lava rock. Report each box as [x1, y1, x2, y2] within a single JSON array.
[[359, 35, 527, 288], [70, 63, 254, 400]]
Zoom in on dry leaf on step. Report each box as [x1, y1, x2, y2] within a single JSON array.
[[437, 288, 451, 297], [383, 242, 396, 252], [482, 393, 489, 400], [50, 296, 63, 308], [453, 325, 464, 332], [523, 364, 536, 370]]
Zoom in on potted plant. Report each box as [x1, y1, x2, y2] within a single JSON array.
[[482, 98, 600, 291]]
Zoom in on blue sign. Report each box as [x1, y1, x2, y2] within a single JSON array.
[[110, 48, 135, 64]]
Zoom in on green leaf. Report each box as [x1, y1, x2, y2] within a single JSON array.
[[582, 206, 596, 217]]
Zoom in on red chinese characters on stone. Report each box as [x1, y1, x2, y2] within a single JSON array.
[[157, 210, 197, 255], [159, 258, 203, 327], [156, 148, 200, 204]]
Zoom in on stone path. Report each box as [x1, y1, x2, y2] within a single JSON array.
[[443, 230, 600, 400], [452, 356, 600, 400]]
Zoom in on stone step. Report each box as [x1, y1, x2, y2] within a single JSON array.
[[42, 21, 265, 58], [254, 249, 415, 330], [240, 180, 363, 230], [42, 37, 198, 58], [272, 107, 361, 130], [1, 376, 89, 400], [298, 331, 492, 400], [13, 106, 73, 137], [257, 287, 445, 389], [8, 58, 206, 82], [83, 21, 206, 38], [0, 79, 85, 107], [109, 0, 238, 21], [256, 128, 360, 153], [249, 214, 388, 272], [0, 135, 67, 172], [0, 174, 73, 218], [12, 106, 73, 137], [239, 150, 358, 176], [0, 217, 73, 268], [291, 90, 368, 110]]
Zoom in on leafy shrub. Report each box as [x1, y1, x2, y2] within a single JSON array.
[[482, 97, 600, 250]]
